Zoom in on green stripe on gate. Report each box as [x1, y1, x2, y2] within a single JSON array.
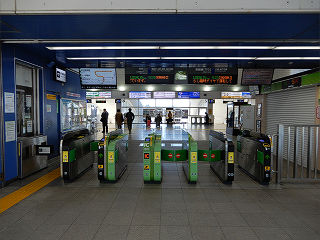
[[198, 149, 210, 161], [257, 150, 264, 165], [69, 149, 76, 162]]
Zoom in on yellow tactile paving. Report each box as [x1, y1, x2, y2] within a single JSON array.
[[0, 167, 60, 214]]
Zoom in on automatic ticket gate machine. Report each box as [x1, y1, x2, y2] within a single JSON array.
[[198, 130, 235, 184], [237, 130, 271, 185], [97, 130, 128, 183], [61, 129, 96, 182], [143, 131, 198, 184], [143, 133, 162, 183]]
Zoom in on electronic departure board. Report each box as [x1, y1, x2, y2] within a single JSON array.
[[241, 69, 274, 85], [125, 67, 174, 84], [187, 67, 238, 85]]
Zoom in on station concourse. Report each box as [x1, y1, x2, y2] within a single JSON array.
[[0, 2, 320, 240]]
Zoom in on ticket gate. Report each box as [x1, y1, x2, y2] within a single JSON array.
[[97, 130, 128, 183], [237, 130, 271, 185], [61, 129, 96, 182], [143, 131, 198, 184], [198, 130, 235, 184]]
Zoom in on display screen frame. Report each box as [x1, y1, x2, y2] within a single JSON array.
[[241, 69, 274, 85], [55, 67, 66, 83], [80, 68, 117, 89]]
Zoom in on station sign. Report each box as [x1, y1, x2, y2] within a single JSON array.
[[129, 91, 152, 99], [153, 92, 176, 99], [221, 92, 252, 99], [86, 91, 112, 99], [178, 92, 200, 99]]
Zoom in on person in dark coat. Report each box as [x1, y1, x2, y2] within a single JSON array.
[[155, 113, 162, 128], [205, 112, 209, 125], [115, 109, 124, 129], [100, 109, 109, 134], [125, 108, 135, 134], [145, 114, 151, 128]]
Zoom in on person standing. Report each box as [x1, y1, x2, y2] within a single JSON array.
[[100, 109, 109, 134], [167, 111, 173, 124], [115, 109, 124, 129], [155, 113, 162, 128], [205, 112, 209, 125], [145, 114, 151, 128], [125, 108, 135, 134]]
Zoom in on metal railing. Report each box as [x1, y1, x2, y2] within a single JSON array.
[[275, 124, 320, 183]]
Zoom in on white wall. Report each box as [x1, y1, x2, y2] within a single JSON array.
[[213, 99, 227, 124]]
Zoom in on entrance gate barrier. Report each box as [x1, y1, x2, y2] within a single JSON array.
[[143, 130, 235, 184]]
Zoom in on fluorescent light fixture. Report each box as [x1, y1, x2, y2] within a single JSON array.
[[161, 57, 255, 60], [256, 57, 320, 60], [160, 46, 273, 50], [67, 57, 161, 60], [274, 46, 320, 50], [48, 46, 159, 50]]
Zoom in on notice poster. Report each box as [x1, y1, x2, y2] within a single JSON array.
[[5, 121, 16, 142], [46, 104, 52, 113], [4, 92, 15, 113], [27, 120, 33, 133]]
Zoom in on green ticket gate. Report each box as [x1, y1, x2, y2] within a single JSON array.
[[143, 130, 235, 184], [143, 131, 198, 184], [97, 130, 128, 183]]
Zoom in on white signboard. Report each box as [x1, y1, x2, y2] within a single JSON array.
[[46, 104, 52, 113], [153, 92, 176, 99], [4, 92, 15, 113], [86, 91, 112, 98], [5, 121, 16, 142], [221, 92, 252, 99], [129, 91, 152, 99]]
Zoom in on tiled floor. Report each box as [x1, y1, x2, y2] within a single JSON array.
[[1, 124, 320, 240]]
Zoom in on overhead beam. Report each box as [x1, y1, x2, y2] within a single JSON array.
[[0, 0, 320, 14]]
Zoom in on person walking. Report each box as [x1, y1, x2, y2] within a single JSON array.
[[100, 109, 109, 134], [167, 111, 173, 124], [125, 108, 135, 134], [145, 114, 151, 128], [205, 112, 209, 125], [115, 109, 124, 129], [155, 113, 162, 128]]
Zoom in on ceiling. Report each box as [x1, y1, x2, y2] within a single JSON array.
[[0, 14, 319, 69]]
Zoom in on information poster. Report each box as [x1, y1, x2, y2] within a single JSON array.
[[5, 121, 16, 142], [4, 92, 15, 113]]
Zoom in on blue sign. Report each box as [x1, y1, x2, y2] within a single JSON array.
[[178, 92, 200, 99]]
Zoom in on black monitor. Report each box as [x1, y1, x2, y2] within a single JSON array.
[[241, 69, 274, 85]]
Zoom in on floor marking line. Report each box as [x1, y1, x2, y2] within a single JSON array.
[[0, 168, 60, 214]]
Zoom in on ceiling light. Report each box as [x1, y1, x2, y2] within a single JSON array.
[[204, 86, 211, 91], [48, 46, 159, 50], [274, 46, 320, 50], [256, 57, 320, 60], [175, 86, 183, 91], [67, 57, 161, 60], [118, 86, 126, 91], [160, 46, 273, 50], [147, 86, 154, 91]]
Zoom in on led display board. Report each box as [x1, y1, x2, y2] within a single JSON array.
[[188, 67, 238, 85], [153, 92, 176, 99], [221, 92, 252, 99], [178, 92, 200, 99], [80, 68, 117, 89], [241, 69, 274, 85], [129, 91, 152, 99], [86, 91, 112, 99], [125, 67, 174, 84]]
